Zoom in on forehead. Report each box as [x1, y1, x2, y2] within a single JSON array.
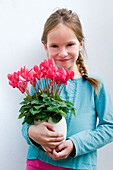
[[47, 23, 77, 44]]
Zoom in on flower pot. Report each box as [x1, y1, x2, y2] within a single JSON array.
[[48, 117, 67, 141], [34, 116, 67, 150]]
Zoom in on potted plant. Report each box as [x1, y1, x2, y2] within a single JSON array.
[[7, 58, 76, 140]]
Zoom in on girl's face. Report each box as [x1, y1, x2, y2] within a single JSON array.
[[44, 24, 84, 72]]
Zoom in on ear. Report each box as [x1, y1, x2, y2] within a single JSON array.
[[42, 41, 48, 51], [79, 38, 84, 50], [42, 41, 49, 58]]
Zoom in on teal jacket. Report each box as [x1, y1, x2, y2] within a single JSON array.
[[22, 75, 113, 170]]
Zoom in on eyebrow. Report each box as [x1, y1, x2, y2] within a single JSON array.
[[48, 40, 76, 45]]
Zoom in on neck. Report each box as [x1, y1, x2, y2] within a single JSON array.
[[74, 70, 81, 79], [69, 63, 81, 79]]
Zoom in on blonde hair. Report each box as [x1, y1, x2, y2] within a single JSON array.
[[41, 8, 100, 94]]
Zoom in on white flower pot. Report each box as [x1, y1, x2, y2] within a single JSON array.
[[48, 117, 67, 141], [34, 116, 67, 150]]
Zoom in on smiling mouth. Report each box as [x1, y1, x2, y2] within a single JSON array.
[[56, 59, 70, 62]]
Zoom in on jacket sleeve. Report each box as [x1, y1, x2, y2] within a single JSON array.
[[21, 121, 34, 145], [69, 81, 113, 157]]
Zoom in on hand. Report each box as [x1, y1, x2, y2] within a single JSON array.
[[46, 139, 74, 160], [28, 122, 64, 152]]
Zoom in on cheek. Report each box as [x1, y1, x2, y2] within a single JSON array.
[[74, 51, 79, 61], [69, 48, 79, 57], [48, 50, 58, 58]]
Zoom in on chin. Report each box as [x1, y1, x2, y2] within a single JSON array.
[[57, 65, 68, 69], [56, 63, 69, 69]]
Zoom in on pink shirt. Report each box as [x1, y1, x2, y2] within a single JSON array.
[[26, 159, 79, 170]]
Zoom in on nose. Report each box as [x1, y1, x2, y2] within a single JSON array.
[[58, 47, 68, 57]]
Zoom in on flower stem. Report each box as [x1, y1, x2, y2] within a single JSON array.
[[58, 84, 64, 95], [55, 83, 61, 96], [39, 78, 44, 97], [30, 81, 38, 100], [25, 88, 32, 101], [47, 79, 49, 96]]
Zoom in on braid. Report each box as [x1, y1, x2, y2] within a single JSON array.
[[76, 54, 101, 95], [76, 54, 88, 76]]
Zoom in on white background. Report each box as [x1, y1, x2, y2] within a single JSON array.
[[0, 0, 113, 169]]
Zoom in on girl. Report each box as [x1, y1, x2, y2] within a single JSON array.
[[22, 8, 113, 170]]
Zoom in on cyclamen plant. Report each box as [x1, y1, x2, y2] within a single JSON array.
[[7, 58, 76, 124]]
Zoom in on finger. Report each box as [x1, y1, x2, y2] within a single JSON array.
[[48, 131, 64, 138], [47, 141, 63, 149], [55, 141, 66, 152], [47, 136, 64, 143], [46, 150, 58, 159], [46, 149, 67, 160], [42, 145, 53, 152], [53, 148, 68, 159], [43, 122, 55, 131]]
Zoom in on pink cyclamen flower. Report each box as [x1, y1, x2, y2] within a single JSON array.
[[64, 68, 74, 81], [29, 71, 37, 87], [18, 80, 27, 93], [13, 71, 20, 81], [54, 67, 67, 84], [45, 65, 58, 79], [39, 58, 55, 78], [39, 58, 55, 70], [9, 80, 18, 88], [33, 65, 39, 72], [20, 66, 32, 82], [7, 74, 14, 82], [7, 72, 20, 82], [53, 67, 74, 85], [8, 69, 29, 92], [48, 58, 55, 66], [7, 73, 20, 88], [70, 71, 74, 80], [33, 65, 42, 80]]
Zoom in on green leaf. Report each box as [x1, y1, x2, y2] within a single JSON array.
[[20, 101, 29, 105], [58, 110, 67, 117], [30, 108, 42, 115], [18, 112, 28, 119], [33, 105, 45, 110], [58, 102, 67, 107], [41, 93, 48, 98], [22, 114, 33, 125], [52, 114, 62, 123], [24, 96, 31, 102], [70, 108, 76, 116], [19, 105, 31, 113], [47, 106, 59, 112], [31, 99, 40, 105], [64, 100, 74, 106], [43, 97, 50, 102], [46, 99, 58, 106], [54, 95, 63, 101], [35, 112, 49, 121], [18, 112, 30, 119], [26, 115, 34, 124]]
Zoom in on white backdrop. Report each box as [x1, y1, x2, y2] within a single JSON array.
[[0, 0, 113, 169]]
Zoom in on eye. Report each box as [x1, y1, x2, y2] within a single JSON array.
[[67, 43, 74, 47], [51, 45, 58, 48]]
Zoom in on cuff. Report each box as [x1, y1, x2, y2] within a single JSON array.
[[67, 138, 76, 157], [29, 137, 40, 147]]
